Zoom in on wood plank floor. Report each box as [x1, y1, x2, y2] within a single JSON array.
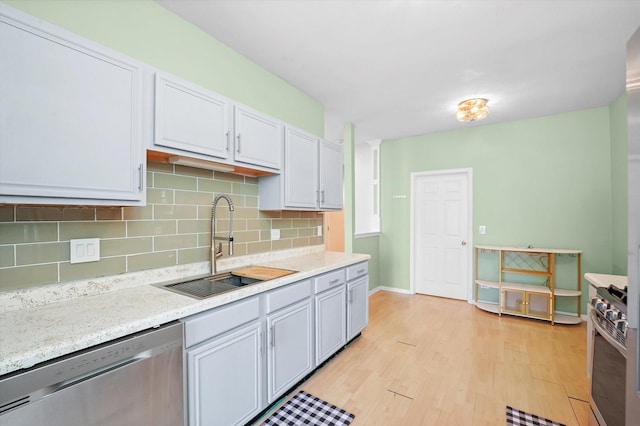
[[288, 291, 591, 425]]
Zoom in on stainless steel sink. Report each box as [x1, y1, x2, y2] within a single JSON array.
[[160, 273, 263, 299]]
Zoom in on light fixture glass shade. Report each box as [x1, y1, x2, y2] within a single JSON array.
[[456, 98, 489, 122]]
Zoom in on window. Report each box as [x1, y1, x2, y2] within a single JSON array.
[[355, 139, 380, 235]]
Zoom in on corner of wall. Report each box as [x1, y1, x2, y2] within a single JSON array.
[[609, 91, 628, 274]]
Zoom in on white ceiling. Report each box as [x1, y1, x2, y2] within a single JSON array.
[[155, 0, 640, 143]]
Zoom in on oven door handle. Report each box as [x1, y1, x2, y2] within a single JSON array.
[[590, 309, 627, 358]]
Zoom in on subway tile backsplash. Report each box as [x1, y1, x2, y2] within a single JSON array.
[[0, 161, 324, 291]]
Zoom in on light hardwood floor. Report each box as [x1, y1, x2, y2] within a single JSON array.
[[289, 291, 591, 425]]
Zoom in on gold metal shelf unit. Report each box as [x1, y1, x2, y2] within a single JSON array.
[[474, 245, 582, 325]]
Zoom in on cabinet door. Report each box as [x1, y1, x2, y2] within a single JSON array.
[[315, 285, 346, 365], [527, 292, 551, 319], [234, 105, 283, 170], [501, 289, 551, 319], [319, 140, 343, 209], [154, 72, 230, 159], [267, 299, 313, 403], [501, 289, 526, 315], [347, 276, 369, 341], [187, 322, 262, 426], [0, 9, 144, 205], [284, 127, 319, 209]]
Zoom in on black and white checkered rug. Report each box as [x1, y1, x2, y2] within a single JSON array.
[[261, 390, 355, 425], [506, 406, 566, 426]]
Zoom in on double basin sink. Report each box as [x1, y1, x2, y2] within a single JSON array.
[[160, 266, 297, 299]]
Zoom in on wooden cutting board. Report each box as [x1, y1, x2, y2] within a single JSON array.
[[231, 266, 297, 281]]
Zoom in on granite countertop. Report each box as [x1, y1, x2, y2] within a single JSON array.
[[584, 272, 627, 290], [0, 247, 370, 376]]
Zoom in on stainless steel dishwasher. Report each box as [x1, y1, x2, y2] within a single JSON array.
[[0, 322, 184, 426]]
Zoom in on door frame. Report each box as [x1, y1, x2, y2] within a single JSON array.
[[409, 168, 473, 302]]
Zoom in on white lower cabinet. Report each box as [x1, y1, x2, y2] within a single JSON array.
[[314, 285, 346, 365], [266, 299, 314, 403], [347, 277, 369, 341], [186, 321, 262, 426], [183, 296, 262, 426], [183, 263, 368, 425], [346, 262, 369, 341]]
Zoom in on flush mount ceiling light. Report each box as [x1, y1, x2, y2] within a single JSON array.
[[456, 98, 489, 122]]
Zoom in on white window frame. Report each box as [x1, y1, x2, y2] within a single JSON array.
[[354, 139, 381, 237]]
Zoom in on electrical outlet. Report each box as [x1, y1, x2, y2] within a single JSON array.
[[479, 225, 486, 235], [271, 229, 280, 240], [317, 226, 323, 236], [70, 238, 100, 264]]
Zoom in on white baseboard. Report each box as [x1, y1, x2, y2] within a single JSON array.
[[370, 292, 588, 322], [554, 309, 588, 322], [368, 286, 412, 296]]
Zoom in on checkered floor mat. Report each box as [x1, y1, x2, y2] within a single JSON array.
[[261, 390, 355, 425], [506, 406, 566, 426]]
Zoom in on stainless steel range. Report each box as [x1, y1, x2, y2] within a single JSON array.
[[626, 22, 640, 426], [589, 286, 628, 426]]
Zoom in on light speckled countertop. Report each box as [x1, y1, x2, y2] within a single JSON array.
[[584, 272, 627, 290], [0, 247, 369, 376]]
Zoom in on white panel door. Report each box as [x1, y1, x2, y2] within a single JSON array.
[[413, 171, 470, 300]]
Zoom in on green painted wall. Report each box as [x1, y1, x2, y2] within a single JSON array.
[[343, 123, 356, 254], [380, 108, 615, 312], [353, 236, 380, 290], [344, 123, 381, 290], [609, 93, 628, 275], [2, 0, 323, 136]]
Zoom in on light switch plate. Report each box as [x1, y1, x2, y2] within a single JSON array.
[[271, 229, 280, 240], [479, 225, 486, 235], [70, 238, 100, 264], [317, 226, 323, 236]]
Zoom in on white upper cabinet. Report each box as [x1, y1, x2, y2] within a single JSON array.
[[154, 72, 231, 160], [234, 105, 283, 170], [258, 126, 343, 211], [284, 127, 319, 209], [319, 140, 343, 210], [0, 5, 145, 205], [151, 76, 283, 173]]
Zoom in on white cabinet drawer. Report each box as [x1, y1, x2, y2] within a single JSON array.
[[265, 280, 311, 314], [314, 269, 346, 294], [183, 296, 260, 348], [346, 262, 368, 281]]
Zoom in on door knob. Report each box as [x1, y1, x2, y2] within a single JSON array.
[[461, 241, 467, 246]]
